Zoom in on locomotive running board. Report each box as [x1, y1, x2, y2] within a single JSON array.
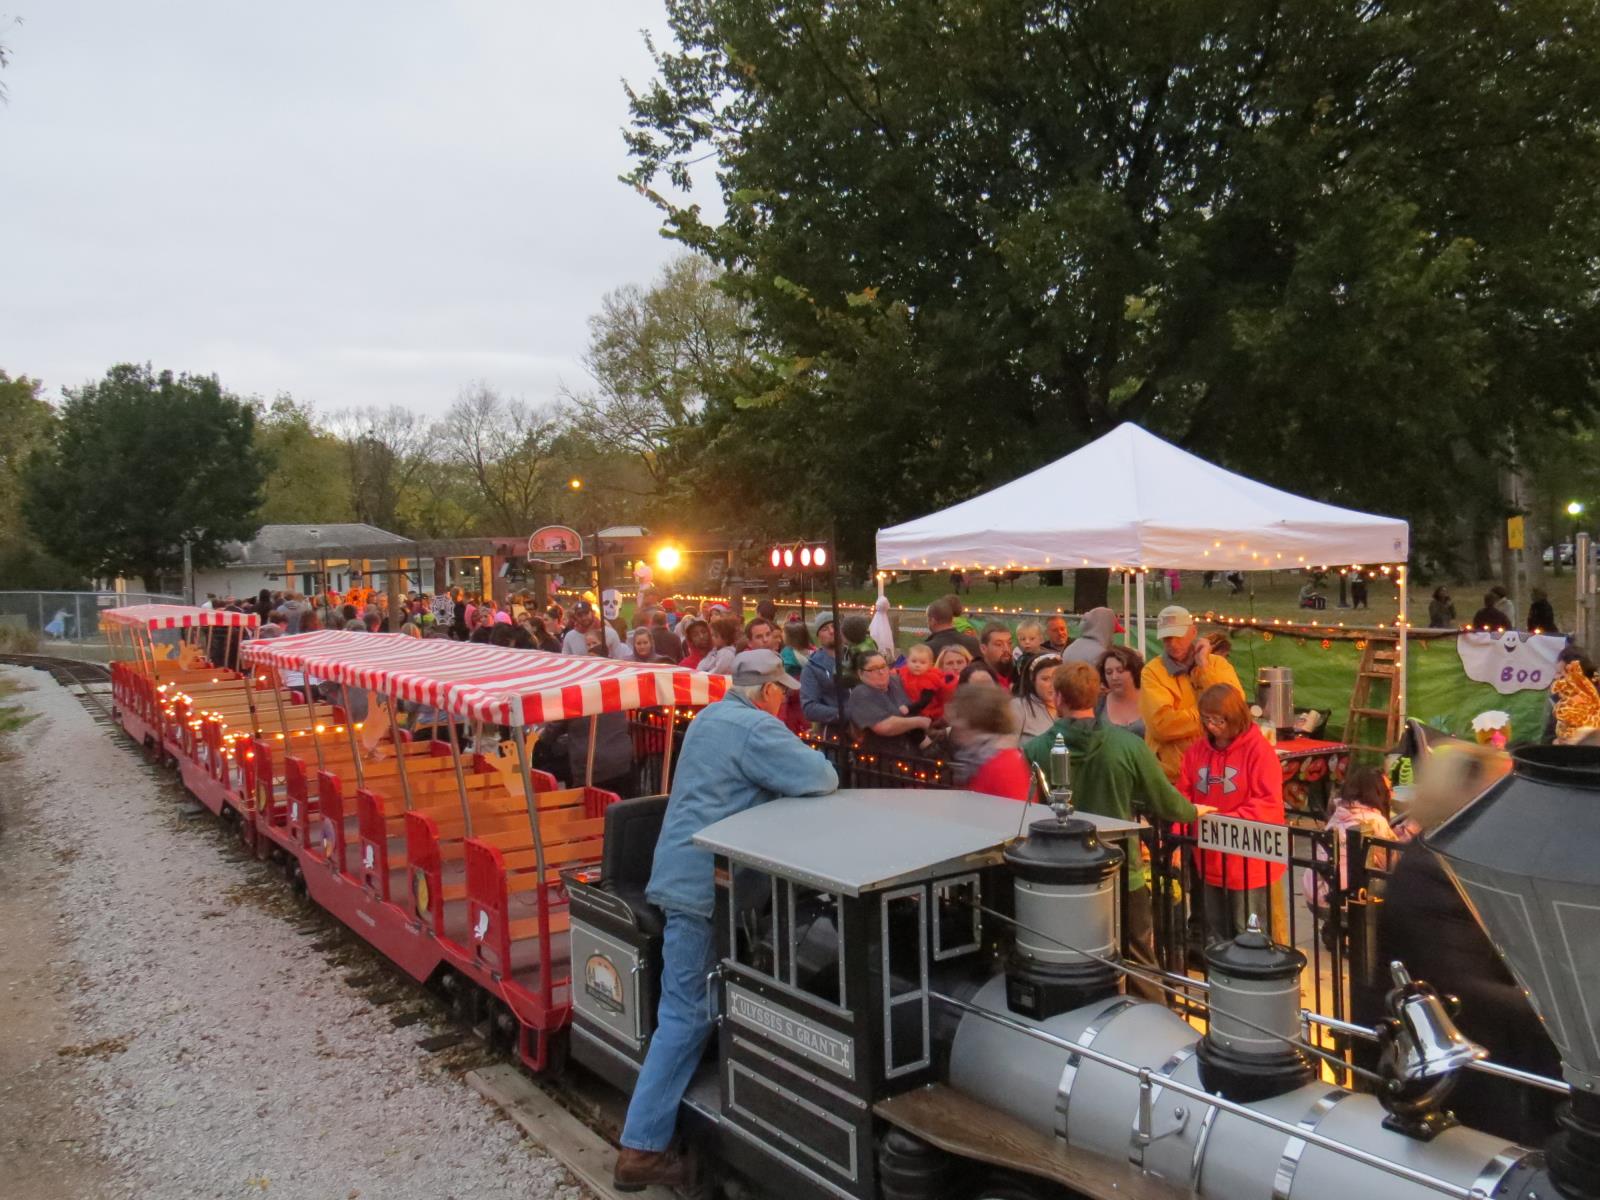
[[875, 1082, 1171, 1200]]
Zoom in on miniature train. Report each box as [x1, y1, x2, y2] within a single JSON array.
[[94, 606, 1595, 1200]]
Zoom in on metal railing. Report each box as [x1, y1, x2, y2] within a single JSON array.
[[0, 591, 185, 643], [618, 707, 1397, 1081]]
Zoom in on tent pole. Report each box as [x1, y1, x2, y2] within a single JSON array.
[[1136, 569, 1147, 659], [660, 706, 677, 794], [1122, 571, 1132, 648], [1396, 566, 1408, 723]]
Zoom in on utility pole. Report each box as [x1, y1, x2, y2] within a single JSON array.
[[182, 538, 194, 605]]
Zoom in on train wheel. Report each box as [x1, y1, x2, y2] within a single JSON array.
[[963, 1175, 1053, 1200], [489, 1000, 519, 1054], [521, 1027, 568, 1080]]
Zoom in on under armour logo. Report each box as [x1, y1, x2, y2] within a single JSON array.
[[1196, 765, 1239, 794]]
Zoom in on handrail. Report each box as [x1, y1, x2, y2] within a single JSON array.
[[931, 991, 1494, 1200]]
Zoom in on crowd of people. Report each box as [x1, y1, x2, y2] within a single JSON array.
[[213, 580, 1303, 951]]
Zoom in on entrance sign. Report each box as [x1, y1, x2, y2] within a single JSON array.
[[1199, 813, 1288, 866], [527, 525, 584, 565]]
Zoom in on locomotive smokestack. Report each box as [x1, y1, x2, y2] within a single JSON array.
[[1427, 743, 1600, 1199]]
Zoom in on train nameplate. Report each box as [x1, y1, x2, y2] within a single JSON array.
[[726, 983, 855, 1080], [1198, 813, 1288, 866]]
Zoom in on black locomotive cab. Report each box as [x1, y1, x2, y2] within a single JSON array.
[[566, 787, 1142, 1200]]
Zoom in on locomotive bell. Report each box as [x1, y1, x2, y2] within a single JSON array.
[[1002, 791, 1123, 1020], [1382, 961, 1486, 1084], [1197, 916, 1316, 1101]]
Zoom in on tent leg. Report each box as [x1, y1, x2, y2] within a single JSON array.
[[1136, 570, 1147, 658], [1122, 571, 1133, 648]]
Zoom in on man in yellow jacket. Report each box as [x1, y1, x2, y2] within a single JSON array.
[[1140, 605, 1245, 782]]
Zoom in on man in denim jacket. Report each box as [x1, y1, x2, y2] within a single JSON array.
[[614, 649, 838, 1191]]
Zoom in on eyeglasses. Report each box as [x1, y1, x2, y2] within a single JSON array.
[[862, 664, 891, 674]]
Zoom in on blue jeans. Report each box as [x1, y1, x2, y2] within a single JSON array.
[[620, 910, 717, 1152]]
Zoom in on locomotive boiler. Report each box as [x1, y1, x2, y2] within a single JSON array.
[[565, 744, 1597, 1200]]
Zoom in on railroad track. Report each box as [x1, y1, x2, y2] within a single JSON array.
[[0, 651, 650, 1195], [0, 653, 118, 731]]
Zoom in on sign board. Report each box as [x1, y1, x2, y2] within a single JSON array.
[[1507, 515, 1525, 551], [725, 982, 855, 1080], [1456, 630, 1566, 695], [527, 525, 584, 565], [1198, 813, 1288, 866]]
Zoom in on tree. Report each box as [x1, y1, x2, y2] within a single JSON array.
[[561, 255, 755, 500], [254, 394, 355, 526], [0, 371, 83, 588], [329, 406, 436, 534], [22, 364, 266, 587], [437, 383, 561, 532], [625, 1, 1600, 566]]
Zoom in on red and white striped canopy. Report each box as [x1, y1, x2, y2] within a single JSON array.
[[241, 630, 728, 725], [100, 604, 261, 631]]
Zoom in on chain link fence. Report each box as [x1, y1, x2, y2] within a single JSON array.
[[0, 591, 185, 645]]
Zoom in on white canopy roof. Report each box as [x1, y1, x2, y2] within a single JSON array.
[[875, 423, 1408, 572]]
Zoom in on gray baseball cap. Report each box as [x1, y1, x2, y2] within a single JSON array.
[[731, 648, 799, 690]]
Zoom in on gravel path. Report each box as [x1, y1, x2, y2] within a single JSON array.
[[0, 665, 589, 1200]]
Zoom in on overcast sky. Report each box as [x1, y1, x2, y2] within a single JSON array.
[[1, 3, 704, 415]]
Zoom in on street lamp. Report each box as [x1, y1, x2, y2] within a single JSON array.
[[654, 544, 682, 574], [569, 477, 584, 491]]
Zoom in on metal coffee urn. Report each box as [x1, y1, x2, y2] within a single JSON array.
[[1257, 666, 1295, 737]]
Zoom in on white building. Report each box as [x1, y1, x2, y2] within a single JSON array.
[[190, 523, 416, 602]]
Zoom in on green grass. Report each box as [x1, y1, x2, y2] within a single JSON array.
[[633, 568, 1547, 629], [825, 570, 1420, 625], [0, 677, 34, 736]]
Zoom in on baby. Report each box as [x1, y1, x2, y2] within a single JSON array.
[[899, 643, 957, 725], [1014, 619, 1044, 657], [1013, 619, 1045, 688]]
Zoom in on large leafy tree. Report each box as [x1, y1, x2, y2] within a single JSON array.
[[0, 370, 83, 588], [254, 394, 355, 525], [23, 364, 266, 587], [562, 255, 756, 504], [626, 0, 1600, 565]]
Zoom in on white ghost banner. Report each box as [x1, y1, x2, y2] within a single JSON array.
[[1455, 631, 1567, 695]]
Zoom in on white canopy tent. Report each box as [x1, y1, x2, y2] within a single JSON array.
[[875, 423, 1412, 712]]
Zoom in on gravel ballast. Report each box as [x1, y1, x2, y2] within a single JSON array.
[[0, 665, 587, 1200]]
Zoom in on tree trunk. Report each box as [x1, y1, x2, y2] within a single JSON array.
[[1073, 568, 1110, 612]]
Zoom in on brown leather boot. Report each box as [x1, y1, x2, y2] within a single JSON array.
[[613, 1145, 694, 1193]]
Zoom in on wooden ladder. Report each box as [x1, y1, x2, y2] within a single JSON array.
[[1345, 636, 1403, 754]]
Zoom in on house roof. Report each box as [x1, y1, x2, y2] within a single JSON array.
[[225, 524, 409, 565]]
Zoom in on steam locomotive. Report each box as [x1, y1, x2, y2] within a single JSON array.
[[564, 748, 1598, 1200]]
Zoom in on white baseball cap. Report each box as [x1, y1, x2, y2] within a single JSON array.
[[1156, 605, 1195, 639]]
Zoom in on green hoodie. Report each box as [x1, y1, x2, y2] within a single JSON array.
[[1023, 716, 1198, 890]]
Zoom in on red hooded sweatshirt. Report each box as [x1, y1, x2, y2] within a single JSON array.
[[1178, 723, 1286, 889], [897, 663, 956, 724]]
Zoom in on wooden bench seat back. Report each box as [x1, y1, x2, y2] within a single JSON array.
[[315, 769, 347, 872]]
